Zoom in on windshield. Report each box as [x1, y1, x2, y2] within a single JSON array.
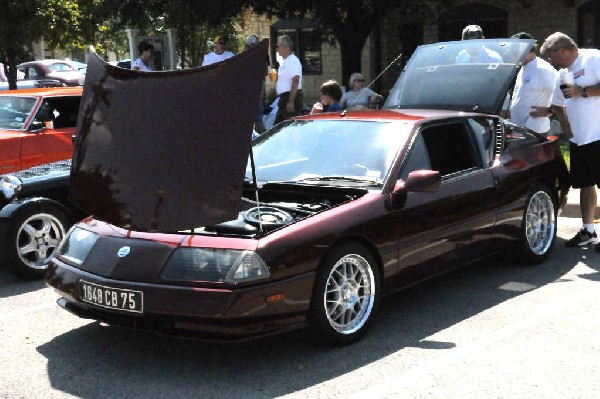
[[384, 39, 534, 115], [247, 120, 411, 186], [0, 96, 36, 129]]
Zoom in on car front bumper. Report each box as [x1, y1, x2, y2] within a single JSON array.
[[45, 258, 315, 341]]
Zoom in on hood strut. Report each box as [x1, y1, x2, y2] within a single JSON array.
[[248, 146, 263, 232]]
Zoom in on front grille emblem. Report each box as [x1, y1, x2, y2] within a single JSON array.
[[117, 246, 131, 258]]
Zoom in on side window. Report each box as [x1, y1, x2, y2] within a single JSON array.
[[468, 117, 495, 167], [49, 63, 72, 71], [34, 96, 81, 128], [420, 122, 479, 177], [398, 133, 431, 180]]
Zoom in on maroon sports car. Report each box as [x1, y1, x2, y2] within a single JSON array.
[[46, 39, 569, 345]]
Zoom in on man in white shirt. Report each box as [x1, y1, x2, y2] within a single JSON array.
[[508, 32, 558, 134], [455, 25, 503, 64], [274, 35, 303, 125], [541, 32, 600, 249], [201, 35, 234, 66], [132, 41, 154, 71]]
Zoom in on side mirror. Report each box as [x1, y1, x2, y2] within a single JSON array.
[[28, 121, 46, 133], [388, 170, 441, 210], [404, 170, 441, 192]]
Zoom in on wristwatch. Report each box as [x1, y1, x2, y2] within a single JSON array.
[[582, 87, 589, 98]]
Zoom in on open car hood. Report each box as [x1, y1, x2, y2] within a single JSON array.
[[69, 40, 269, 232], [384, 39, 534, 115]]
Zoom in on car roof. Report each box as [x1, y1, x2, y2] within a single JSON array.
[[0, 87, 83, 97], [19, 59, 75, 66]]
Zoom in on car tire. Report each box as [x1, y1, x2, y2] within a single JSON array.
[[308, 242, 381, 345], [4, 205, 70, 279], [514, 184, 557, 264]]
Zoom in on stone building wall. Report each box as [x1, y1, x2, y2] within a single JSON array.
[[239, 9, 374, 105]]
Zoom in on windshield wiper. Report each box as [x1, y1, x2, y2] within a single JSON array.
[[270, 176, 383, 186]]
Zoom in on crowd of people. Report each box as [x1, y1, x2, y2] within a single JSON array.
[[129, 28, 600, 251]]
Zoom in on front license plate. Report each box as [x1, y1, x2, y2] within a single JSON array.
[[79, 280, 143, 313]]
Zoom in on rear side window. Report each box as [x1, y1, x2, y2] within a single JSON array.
[[49, 63, 73, 72], [420, 122, 479, 177], [468, 117, 495, 167], [27, 67, 38, 79]]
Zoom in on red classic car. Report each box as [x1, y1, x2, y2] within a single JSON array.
[[46, 39, 569, 345], [0, 87, 82, 174]]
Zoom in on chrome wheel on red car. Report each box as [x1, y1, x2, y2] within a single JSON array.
[[4, 205, 69, 279], [309, 243, 380, 345]]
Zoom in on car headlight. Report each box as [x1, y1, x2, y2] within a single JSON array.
[[57, 227, 100, 265], [161, 248, 270, 283], [0, 175, 22, 199]]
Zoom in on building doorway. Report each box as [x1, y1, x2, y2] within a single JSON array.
[[579, 1, 600, 48], [438, 3, 507, 41]]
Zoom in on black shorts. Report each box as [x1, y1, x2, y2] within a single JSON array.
[[569, 140, 600, 188]]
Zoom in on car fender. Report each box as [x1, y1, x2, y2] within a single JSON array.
[[0, 196, 75, 222], [0, 197, 76, 260]]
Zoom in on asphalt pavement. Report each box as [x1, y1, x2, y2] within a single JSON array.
[[1, 187, 600, 399]]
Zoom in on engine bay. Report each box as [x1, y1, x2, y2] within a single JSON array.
[[201, 185, 368, 236]]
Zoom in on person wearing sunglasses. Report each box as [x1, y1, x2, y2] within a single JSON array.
[[341, 72, 383, 110], [201, 35, 234, 66]]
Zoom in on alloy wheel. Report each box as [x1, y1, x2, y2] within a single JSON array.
[[323, 254, 376, 335]]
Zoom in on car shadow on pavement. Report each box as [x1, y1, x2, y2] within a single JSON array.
[[36, 238, 590, 399], [0, 268, 46, 298]]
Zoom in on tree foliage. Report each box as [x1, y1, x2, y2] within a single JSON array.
[[0, 0, 247, 88], [250, 0, 431, 85], [80, 0, 247, 68], [162, 0, 245, 67], [0, 0, 81, 89]]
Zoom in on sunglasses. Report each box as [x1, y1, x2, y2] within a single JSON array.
[[216, 41, 226, 45], [355, 79, 365, 82]]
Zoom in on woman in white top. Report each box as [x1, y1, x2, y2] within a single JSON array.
[[341, 72, 384, 110]]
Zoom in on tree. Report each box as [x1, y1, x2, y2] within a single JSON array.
[[162, 0, 244, 67], [249, 0, 431, 86], [80, 0, 247, 68], [0, 0, 81, 89]]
